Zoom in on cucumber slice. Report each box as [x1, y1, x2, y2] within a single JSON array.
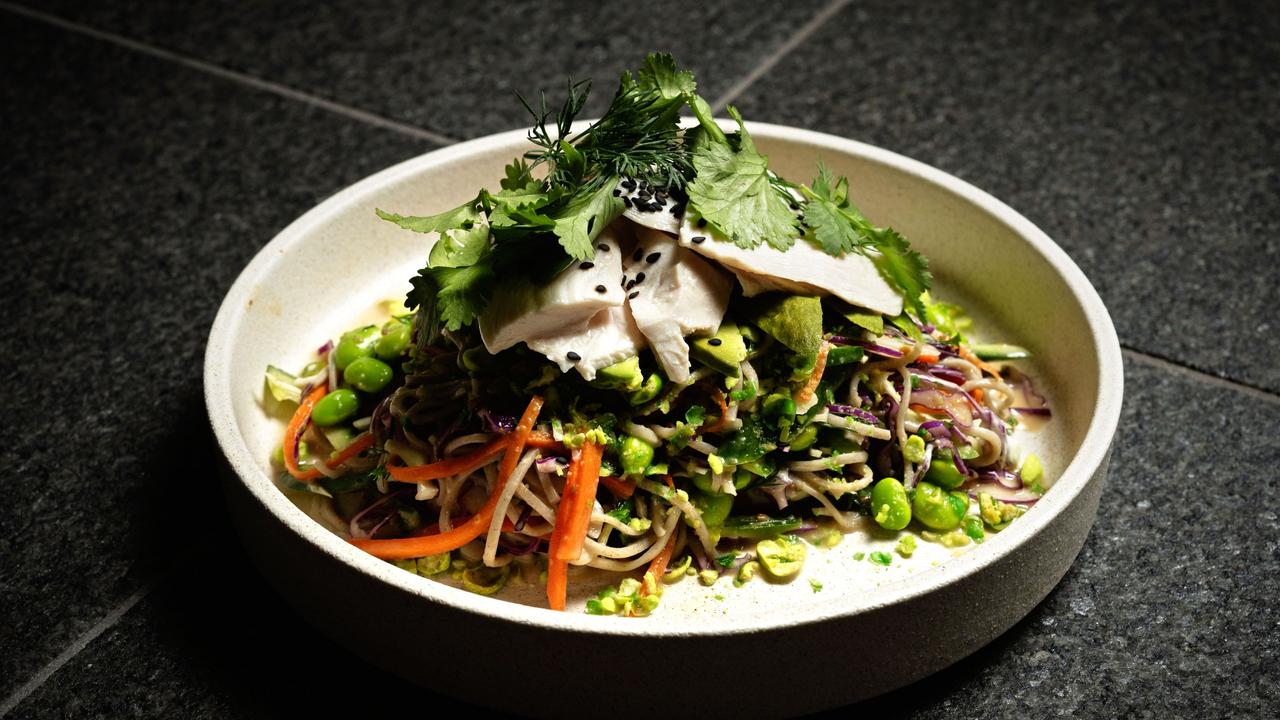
[[970, 343, 1030, 360]]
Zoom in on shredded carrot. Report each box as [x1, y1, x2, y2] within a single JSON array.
[[556, 442, 603, 564], [793, 341, 831, 406], [917, 346, 941, 364], [525, 430, 564, 450], [702, 390, 731, 434], [546, 448, 582, 611], [971, 388, 985, 402], [498, 396, 543, 486], [283, 384, 329, 480], [350, 395, 544, 561], [641, 532, 678, 597], [910, 403, 948, 416], [663, 474, 676, 489], [600, 476, 635, 499], [959, 346, 1002, 377], [386, 436, 508, 483]]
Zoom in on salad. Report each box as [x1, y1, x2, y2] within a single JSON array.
[[264, 54, 1051, 616]]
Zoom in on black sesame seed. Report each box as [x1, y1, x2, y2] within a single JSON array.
[[595, 284, 607, 293], [696, 218, 707, 228], [613, 188, 621, 196], [633, 248, 644, 261], [646, 252, 661, 263], [579, 261, 595, 270], [692, 235, 707, 244], [587, 216, 595, 233], [597, 243, 610, 252], [626, 279, 636, 290], [567, 351, 581, 361], [621, 275, 627, 287], [789, 202, 799, 210], [635, 272, 646, 284], [628, 291, 639, 300], [669, 203, 684, 215], [708, 338, 723, 347], [622, 197, 632, 208], [621, 179, 636, 190]]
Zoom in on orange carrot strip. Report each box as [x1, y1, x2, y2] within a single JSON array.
[[600, 476, 635, 499], [284, 384, 329, 481], [910, 403, 948, 416], [498, 396, 544, 486], [793, 341, 832, 406], [641, 532, 678, 598], [326, 431, 375, 468], [702, 390, 731, 434], [525, 430, 564, 450], [959, 346, 1002, 377], [546, 448, 583, 611], [917, 346, 941, 364], [386, 436, 508, 483], [556, 442, 602, 562], [350, 396, 544, 561]]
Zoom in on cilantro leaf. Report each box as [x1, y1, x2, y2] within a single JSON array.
[[635, 52, 696, 99], [377, 200, 489, 269], [871, 228, 932, 318], [802, 163, 871, 256], [429, 259, 496, 333], [551, 180, 625, 260], [687, 107, 798, 251], [798, 163, 932, 315]]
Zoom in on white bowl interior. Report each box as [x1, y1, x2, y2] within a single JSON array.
[[206, 123, 1121, 635]]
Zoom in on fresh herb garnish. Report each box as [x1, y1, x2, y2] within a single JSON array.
[[382, 53, 932, 333]]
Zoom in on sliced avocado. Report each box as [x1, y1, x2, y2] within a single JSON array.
[[825, 297, 884, 335], [690, 321, 747, 377], [742, 294, 823, 355], [591, 355, 643, 391]]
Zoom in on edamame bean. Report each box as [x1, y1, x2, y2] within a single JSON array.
[[871, 477, 912, 531], [912, 481, 968, 530], [619, 435, 655, 476], [334, 326, 379, 370], [756, 535, 807, 578], [375, 321, 412, 359], [626, 373, 663, 405], [925, 452, 967, 489], [311, 388, 358, 426], [343, 356, 393, 393]]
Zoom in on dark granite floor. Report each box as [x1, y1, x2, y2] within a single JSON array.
[[1, 1, 1276, 718]]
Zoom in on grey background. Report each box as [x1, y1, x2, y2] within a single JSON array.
[[1, 0, 1276, 717]]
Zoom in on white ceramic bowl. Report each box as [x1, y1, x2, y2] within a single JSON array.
[[205, 122, 1123, 717]]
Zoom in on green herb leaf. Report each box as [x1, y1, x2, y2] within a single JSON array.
[[870, 228, 932, 318], [635, 52, 696, 99], [551, 181, 625, 260], [687, 107, 798, 251]]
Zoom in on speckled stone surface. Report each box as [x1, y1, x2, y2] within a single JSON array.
[[10, 0, 817, 140], [734, 0, 1280, 394], [0, 12, 433, 702], [2, 0, 1278, 717]]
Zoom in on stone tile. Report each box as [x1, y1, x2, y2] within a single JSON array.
[[0, 13, 433, 699], [734, 0, 1280, 393], [12, 517, 482, 718], [14, 0, 819, 139]]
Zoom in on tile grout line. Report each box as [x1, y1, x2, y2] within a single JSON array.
[[1121, 347, 1280, 407], [710, 0, 851, 113], [0, 1, 458, 146], [0, 579, 158, 717]]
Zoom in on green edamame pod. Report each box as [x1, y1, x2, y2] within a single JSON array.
[[619, 435, 655, 476], [871, 477, 912, 531], [334, 326, 379, 371], [343, 356, 394, 393], [311, 388, 358, 426], [912, 481, 969, 530], [375, 321, 412, 359]]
